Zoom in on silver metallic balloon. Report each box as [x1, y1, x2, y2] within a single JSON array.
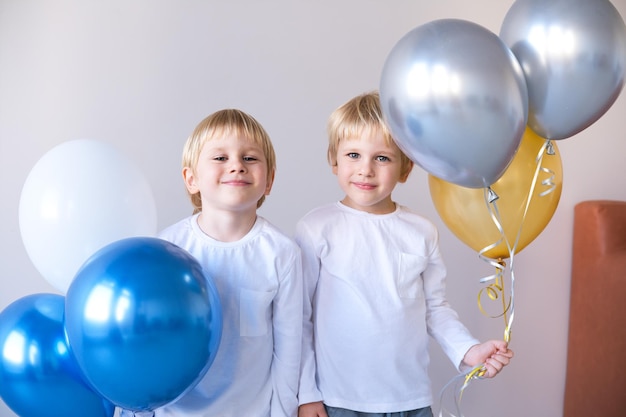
[[380, 19, 528, 188], [500, 0, 626, 140]]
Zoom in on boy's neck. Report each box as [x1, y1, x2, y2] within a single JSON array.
[[340, 197, 397, 215], [196, 208, 258, 242]]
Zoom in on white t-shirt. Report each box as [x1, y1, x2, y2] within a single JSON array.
[[155, 214, 302, 417], [296, 202, 479, 413]]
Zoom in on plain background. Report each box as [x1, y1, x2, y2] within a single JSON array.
[[1, 1, 625, 416]]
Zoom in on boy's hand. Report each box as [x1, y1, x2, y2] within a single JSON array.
[[463, 339, 514, 378], [298, 401, 328, 417]]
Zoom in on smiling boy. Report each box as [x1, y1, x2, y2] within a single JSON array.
[[296, 92, 513, 417], [156, 109, 303, 417]]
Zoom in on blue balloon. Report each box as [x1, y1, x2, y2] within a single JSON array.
[[0, 293, 115, 417], [64, 237, 222, 412]]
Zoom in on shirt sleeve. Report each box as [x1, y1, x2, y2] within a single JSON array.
[[423, 233, 479, 370], [271, 247, 304, 417], [294, 220, 324, 405]]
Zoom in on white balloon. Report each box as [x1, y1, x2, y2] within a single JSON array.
[[19, 139, 157, 293]]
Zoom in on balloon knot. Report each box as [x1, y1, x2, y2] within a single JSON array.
[[487, 187, 499, 203]]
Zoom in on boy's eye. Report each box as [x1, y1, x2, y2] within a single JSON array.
[[376, 155, 390, 162], [243, 156, 258, 162], [214, 156, 227, 161], [347, 152, 359, 159]]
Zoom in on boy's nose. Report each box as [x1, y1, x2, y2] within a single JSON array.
[[230, 160, 246, 173], [358, 161, 374, 176]]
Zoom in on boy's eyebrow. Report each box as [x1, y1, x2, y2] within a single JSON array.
[[241, 145, 265, 154], [339, 144, 399, 154]]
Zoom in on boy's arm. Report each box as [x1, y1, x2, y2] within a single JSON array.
[[298, 401, 327, 417], [294, 222, 324, 406], [271, 249, 304, 417], [422, 239, 480, 370]]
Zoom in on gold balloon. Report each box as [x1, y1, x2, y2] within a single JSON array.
[[429, 128, 562, 259]]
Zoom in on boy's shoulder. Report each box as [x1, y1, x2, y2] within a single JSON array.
[[256, 216, 300, 249], [301, 202, 338, 216], [395, 204, 438, 231], [158, 214, 195, 240], [297, 202, 340, 225]]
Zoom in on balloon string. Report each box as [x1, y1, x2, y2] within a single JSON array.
[[437, 364, 486, 417], [477, 189, 512, 327], [437, 188, 509, 417], [476, 138, 555, 340], [501, 139, 555, 341], [537, 141, 557, 198], [477, 259, 510, 326], [438, 139, 557, 417]]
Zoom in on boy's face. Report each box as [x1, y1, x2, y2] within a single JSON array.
[[333, 128, 411, 214], [183, 134, 273, 214]]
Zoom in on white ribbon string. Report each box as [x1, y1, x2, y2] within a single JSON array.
[[437, 139, 558, 416]]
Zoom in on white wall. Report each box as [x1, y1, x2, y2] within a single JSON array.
[[1, 1, 625, 416]]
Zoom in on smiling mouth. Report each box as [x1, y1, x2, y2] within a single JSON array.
[[223, 180, 250, 186], [353, 182, 375, 190]]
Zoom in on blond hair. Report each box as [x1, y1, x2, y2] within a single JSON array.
[[182, 109, 276, 213], [327, 91, 412, 178]]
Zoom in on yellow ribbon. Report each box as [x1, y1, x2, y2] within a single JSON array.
[[438, 139, 557, 416], [476, 139, 556, 343]]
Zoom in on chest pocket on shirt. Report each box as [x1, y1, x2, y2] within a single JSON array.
[[397, 252, 427, 299], [239, 288, 276, 337]]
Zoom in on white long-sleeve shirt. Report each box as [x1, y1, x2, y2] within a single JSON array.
[[155, 214, 302, 417], [296, 202, 479, 413]]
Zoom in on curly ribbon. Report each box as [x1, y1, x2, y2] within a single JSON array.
[[477, 258, 510, 334], [437, 364, 486, 417], [437, 139, 557, 416], [477, 139, 556, 342]]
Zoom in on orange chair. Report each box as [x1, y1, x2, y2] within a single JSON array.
[[563, 200, 626, 416]]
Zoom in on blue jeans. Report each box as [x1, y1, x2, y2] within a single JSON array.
[[325, 405, 433, 417]]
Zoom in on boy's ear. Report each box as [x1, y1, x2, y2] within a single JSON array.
[[331, 163, 338, 175], [399, 161, 414, 183], [182, 167, 199, 194], [265, 169, 276, 195]]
